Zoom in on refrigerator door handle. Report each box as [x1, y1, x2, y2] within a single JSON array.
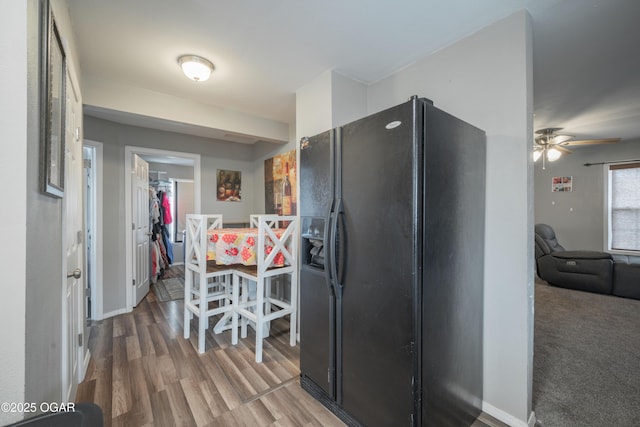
[[323, 202, 334, 295], [330, 198, 344, 289]]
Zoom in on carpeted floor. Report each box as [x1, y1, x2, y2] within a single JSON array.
[[152, 277, 184, 302], [533, 279, 640, 426]]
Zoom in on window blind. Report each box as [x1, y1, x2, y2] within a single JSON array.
[[610, 163, 640, 251]]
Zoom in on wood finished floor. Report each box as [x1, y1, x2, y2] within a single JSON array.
[[77, 265, 506, 427]]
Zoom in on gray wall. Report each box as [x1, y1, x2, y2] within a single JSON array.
[[146, 162, 194, 181], [535, 138, 640, 250], [26, 0, 61, 410], [83, 116, 287, 314]]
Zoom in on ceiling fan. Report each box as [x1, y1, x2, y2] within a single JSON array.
[[533, 127, 620, 169]]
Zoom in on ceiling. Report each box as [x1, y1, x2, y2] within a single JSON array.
[[65, 0, 640, 145]]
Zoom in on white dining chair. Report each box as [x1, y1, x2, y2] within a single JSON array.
[[234, 215, 298, 362], [249, 214, 280, 229], [183, 214, 236, 353]]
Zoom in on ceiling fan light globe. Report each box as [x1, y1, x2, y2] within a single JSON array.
[[547, 148, 562, 161], [533, 151, 542, 162]]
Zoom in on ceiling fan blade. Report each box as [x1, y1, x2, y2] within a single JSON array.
[[563, 138, 620, 146], [551, 134, 574, 144], [535, 127, 563, 135], [554, 145, 573, 154], [534, 132, 573, 145]]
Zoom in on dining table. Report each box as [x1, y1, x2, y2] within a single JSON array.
[[207, 227, 290, 267], [205, 226, 292, 339]]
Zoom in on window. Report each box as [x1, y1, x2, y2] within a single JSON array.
[[607, 162, 640, 252]]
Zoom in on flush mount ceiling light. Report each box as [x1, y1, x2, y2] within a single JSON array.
[[178, 55, 214, 82]]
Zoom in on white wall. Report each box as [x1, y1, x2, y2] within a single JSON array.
[[295, 70, 334, 141], [0, 1, 27, 424], [331, 71, 368, 128], [295, 69, 368, 140], [368, 11, 534, 425]]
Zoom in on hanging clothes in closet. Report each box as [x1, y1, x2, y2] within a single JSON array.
[[149, 182, 173, 281], [149, 189, 158, 283], [149, 188, 164, 282], [158, 190, 174, 265]]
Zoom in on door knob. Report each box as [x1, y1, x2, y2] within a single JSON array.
[[67, 268, 82, 279]]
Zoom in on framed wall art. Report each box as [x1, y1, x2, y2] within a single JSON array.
[[552, 176, 573, 192], [40, 0, 67, 198], [217, 169, 242, 201], [264, 150, 297, 215]]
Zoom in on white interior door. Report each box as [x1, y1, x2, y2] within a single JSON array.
[[62, 71, 84, 400], [133, 154, 150, 306]]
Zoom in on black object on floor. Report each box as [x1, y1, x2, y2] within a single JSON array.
[[5, 402, 104, 427]]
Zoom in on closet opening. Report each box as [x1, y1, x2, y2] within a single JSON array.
[[149, 172, 174, 281], [124, 146, 201, 311]]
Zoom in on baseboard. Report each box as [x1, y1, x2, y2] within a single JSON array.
[[300, 375, 364, 427], [102, 307, 129, 319], [482, 401, 533, 427]]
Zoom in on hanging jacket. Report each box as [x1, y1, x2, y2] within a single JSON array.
[[161, 192, 173, 225]]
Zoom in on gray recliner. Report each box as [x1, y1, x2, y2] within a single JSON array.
[[534, 223, 614, 294]]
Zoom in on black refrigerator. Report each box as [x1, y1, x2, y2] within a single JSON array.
[[299, 96, 485, 427]]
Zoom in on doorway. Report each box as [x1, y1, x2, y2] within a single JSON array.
[[124, 146, 201, 311], [83, 141, 103, 320]]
